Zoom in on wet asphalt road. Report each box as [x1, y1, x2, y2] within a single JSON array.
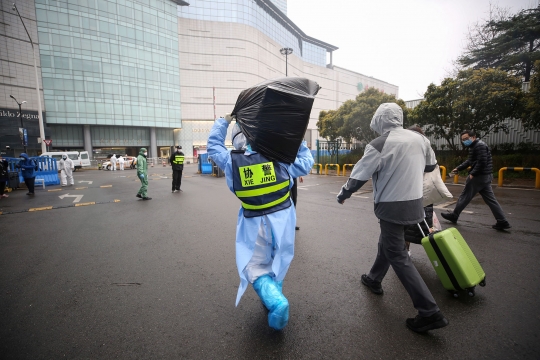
[[1, 165, 539, 359]]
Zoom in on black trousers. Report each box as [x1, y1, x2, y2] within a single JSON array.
[[24, 177, 35, 193], [291, 178, 298, 207], [368, 219, 439, 317], [453, 174, 506, 221], [0, 181, 6, 195], [172, 169, 183, 191]]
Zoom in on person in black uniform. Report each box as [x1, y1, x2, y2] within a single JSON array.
[[170, 146, 185, 193]]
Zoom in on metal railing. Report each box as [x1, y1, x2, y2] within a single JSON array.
[[325, 164, 340, 176], [498, 167, 540, 189]]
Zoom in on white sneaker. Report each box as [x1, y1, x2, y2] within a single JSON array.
[[408, 250, 411, 257]]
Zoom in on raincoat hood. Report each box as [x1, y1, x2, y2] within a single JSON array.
[[62, 153, 68, 158], [139, 148, 147, 155], [370, 103, 403, 135], [20, 153, 30, 160]]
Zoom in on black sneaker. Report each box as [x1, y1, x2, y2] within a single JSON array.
[[492, 221, 511, 230], [295, 226, 300, 231], [440, 212, 458, 224], [406, 311, 449, 333], [142, 197, 152, 200], [361, 274, 383, 295], [136, 194, 142, 198]]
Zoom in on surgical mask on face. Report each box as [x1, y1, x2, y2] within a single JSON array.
[[20, 157, 25, 160], [462, 139, 473, 147], [144, 152, 148, 156], [62, 156, 67, 160]]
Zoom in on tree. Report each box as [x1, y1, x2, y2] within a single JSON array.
[[458, 6, 540, 81], [316, 88, 408, 144], [521, 60, 540, 130], [317, 109, 339, 141], [410, 68, 524, 153]]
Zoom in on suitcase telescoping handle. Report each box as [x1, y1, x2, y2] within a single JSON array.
[[417, 220, 430, 238]]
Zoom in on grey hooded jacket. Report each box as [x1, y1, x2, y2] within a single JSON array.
[[337, 103, 437, 225]]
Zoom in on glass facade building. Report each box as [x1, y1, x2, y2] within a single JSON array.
[[35, 0, 181, 129], [177, 0, 330, 67]]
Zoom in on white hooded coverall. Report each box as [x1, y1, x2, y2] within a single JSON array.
[[59, 153, 74, 186], [110, 155, 117, 171], [118, 155, 124, 170]]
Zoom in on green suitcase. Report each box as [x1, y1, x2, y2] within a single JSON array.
[[419, 224, 486, 297]]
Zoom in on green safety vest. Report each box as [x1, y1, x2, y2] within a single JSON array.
[[173, 155, 185, 165]]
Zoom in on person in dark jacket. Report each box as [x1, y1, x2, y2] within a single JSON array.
[[17, 153, 37, 195], [441, 130, 510, 230], [170, 146, 184, 193], [0, 155, 9, 198]]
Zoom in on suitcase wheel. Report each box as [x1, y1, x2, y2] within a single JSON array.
[[466, 287, 476, 297], [449, 290, 459, 298], [479, 277, 486, 287]]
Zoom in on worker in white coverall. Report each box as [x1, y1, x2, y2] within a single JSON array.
[[118, 155, 125, 170], [208, 115, 313, 330], [59, 153, 74, 186], [110, 154, 117, 171]]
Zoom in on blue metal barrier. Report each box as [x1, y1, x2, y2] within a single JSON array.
[[33, 156, 60, 186], [199, 153, 212, 174], [4, 156, 60, 186]]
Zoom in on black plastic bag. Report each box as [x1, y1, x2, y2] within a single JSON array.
[[231, 77, 320, 164]]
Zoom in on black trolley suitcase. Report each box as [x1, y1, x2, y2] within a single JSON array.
[[8, 171, 20, 189]]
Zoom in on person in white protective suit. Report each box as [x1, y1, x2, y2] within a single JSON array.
[[118, 154, 125, 171], [59, 153, 74, 186], [110, 154, 117, 171], [208, 114, 313, 331]]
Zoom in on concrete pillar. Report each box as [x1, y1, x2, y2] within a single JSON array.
[[83, 125, 93, 158], [173, 128, 182, 147], [149, 127, 157, 159]]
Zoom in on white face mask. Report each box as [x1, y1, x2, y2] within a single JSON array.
[[62, 156, 67, 160], [144, 152, 148, 156]]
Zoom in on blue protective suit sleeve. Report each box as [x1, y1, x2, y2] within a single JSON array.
[[207, 118, 230, 171], [286, 141, 314, 178]]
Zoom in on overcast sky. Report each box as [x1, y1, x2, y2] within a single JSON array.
[[287, 0, 537, 100]]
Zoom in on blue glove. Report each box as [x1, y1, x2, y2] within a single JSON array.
[[138, 174, 144, 179]]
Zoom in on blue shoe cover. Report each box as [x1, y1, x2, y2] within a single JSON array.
[[276, 280, 283, 293], [253, 275, 289, 330]]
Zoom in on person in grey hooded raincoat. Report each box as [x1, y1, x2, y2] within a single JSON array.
[[208, 114, 313, 331], [337, 103, 449, 333]]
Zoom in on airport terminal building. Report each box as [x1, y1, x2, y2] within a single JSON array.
[[1, 0, 398, 161]]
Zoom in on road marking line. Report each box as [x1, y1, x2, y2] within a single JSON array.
[[48, 189, 62, 192], [75, 202, 96, 207], [79, 181, 93, 184], [0, 200, 121, 216], [75, 187, 87, 190], [59, 194, 84, 203], [100, 185, 112, 188], [29, 206, 53, 211], [298, 184, 320, 188]]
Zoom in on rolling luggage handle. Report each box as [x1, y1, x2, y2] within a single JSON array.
[[416, 220, 430, 238]]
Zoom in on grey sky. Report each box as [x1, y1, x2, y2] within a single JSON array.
[[287, 0, 537, 100]]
